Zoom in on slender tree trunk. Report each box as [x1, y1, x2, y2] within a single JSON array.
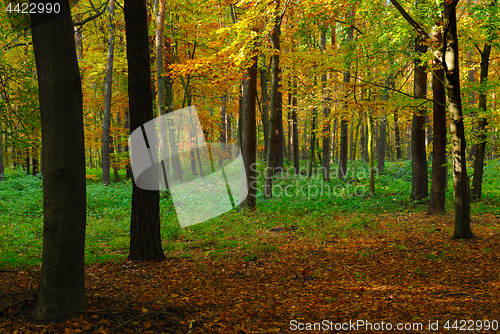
[[125, 0, 166, 261], [240, 52, 258, 209], [260, 55, 269, 164], [32, 147, 39, 175], [30, 0, 88, 321], [377, 76, 391, 173], [292, 86, 299, 175], [102, 0, 116, 185], [443, 0, 474, 239], [338, 10, 353, 178], [308, 110, 317, 178], [264, 5, 281, 198], [360, 119, 365, 161], [411, 35, 429, 200], [472, 44, 491, 200], [368, 110, 375, 195], [25, 148, 30, 175], [0, 125, 3, 180], [219, 93, 227, 166], [320, 31, 330, 181], [394, 109, 402, 159], [429, 29, 447, 215]]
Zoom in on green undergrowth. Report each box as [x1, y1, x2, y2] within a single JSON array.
[[1, 159, 500, 269]]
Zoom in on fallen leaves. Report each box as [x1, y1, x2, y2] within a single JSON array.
[[1, 212, 500, 333]]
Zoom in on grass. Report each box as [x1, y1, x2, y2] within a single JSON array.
[[1, 158, 500, 269]]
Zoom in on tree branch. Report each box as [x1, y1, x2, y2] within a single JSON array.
[[73, 0, 109, 27], [389, 0, 429, 40]]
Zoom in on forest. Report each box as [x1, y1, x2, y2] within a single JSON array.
[[1, 0, 500, 332]]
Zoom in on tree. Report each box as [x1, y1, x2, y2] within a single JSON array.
[[240, 52, 258, 209], [471, 43, 491, 200], [0, 122, 4, 180], [428, 28, 447, 215], [102, 0, 116, 185], [125, 0, 166, 261], [30, 0, 88, 321], [443, 0, 473, 239], [411, 33, 428, 200], [390, 0, 474, 238], [264, 1, 282, 198]]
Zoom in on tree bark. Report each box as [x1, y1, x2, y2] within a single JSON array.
[[125, 0, 166, 261], [264, 5, 281, 198], [368, 110, 375, 195], [429, 29, 447, 215], [291, 80, 299, 175], [338, 20, 353, 178], [321, 30, 330, 181], [411, 35, 429, 200], [102, 0, 116, 186], [0, 124, 3, 180], [260, 55, 269, 164], [471, 44, 491, 200], [30, 0, 88, 321], [443, 0, 474, 239], [394, 109, 402, 159], [240, 53, 258, 209]]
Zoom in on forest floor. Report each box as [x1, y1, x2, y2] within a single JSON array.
[[1, 211, 500, 333]]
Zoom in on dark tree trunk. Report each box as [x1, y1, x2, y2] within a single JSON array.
[[102, 0, 116, 186], [308, 110, 317, 178], [472, 44, 491, 200], [260, 55, 269, 164], [429, 30, 447, 215], [360, 119, 365, 161], [338, 14, 353, 179], [292, 81, 299, 175], [32, 147, 39, 175], [443, 0, 474, 239], [377, 76, 391, 174], [219, 94, 227, 166], [321, 31, 330, 181], [264, 7, 281, 198], [125, 0, 166, 261], [275, 90, 284, 173], [411, 35, 428, 200], [30, 0, 88, 321], [0, 124, 3, 180], [394, 109, 402, 159], [240, 53, 258, 209]]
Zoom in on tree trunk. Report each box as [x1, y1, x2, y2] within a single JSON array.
[[219, 93, 227, 166], [338, 11, 353, 178], [411, 35, 428, 200], [0, 124, 3, 180], [102, 0, 116, 186], [368, 110, 375, 195], [308, 110, 317, 178], [240, 53, 258, 209], [443, 0, 474, 239], [264, 6, 281, 198], [260, 55, 269, 164], [292, 86, 299, 175], [429, 29, 447, 215], [30, 0, 88, 321], [471, 44, 491, 200], [394, 109, 402, 159], [377, 76, 391, 174], [321, 31, 330, 181], [125, 0, 166, 261]]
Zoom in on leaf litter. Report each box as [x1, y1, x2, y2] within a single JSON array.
[[1, 212, 500, 333]]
